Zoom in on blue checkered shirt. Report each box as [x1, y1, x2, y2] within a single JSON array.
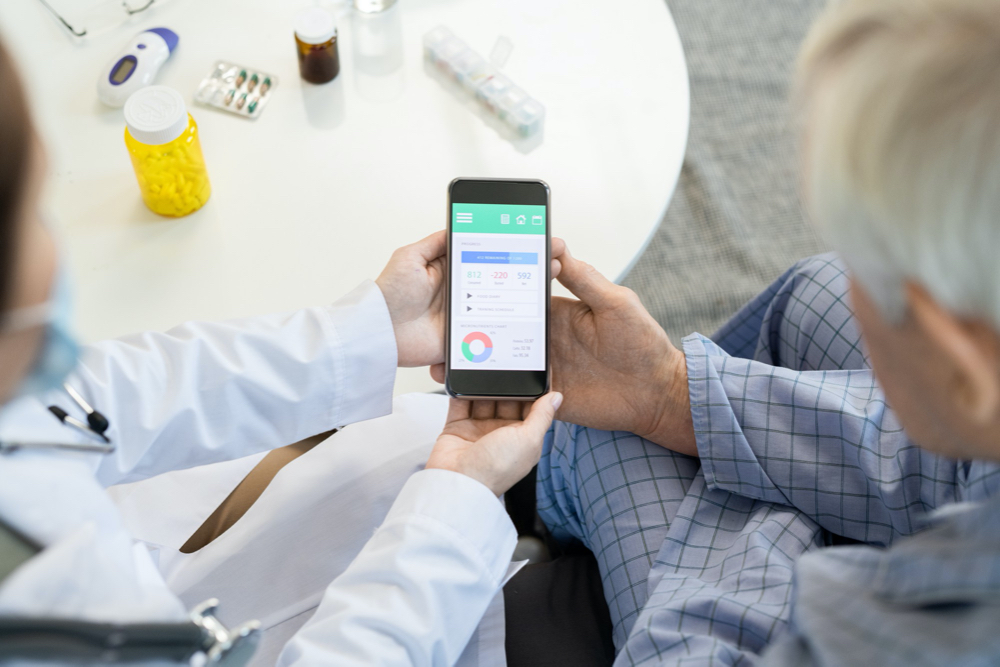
[[537, 254, 1000, 665]]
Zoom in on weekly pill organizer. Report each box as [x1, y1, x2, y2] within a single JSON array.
[[423, 26, 545, 138]]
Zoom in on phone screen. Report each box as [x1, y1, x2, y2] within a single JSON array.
[[449, 202, 547, 375]]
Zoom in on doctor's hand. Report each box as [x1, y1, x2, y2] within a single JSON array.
[[426, 393, 563, 497], [376, 231, 448, 367], [549, 249, 697, 456]]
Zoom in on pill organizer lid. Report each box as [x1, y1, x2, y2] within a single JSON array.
[[295, 8, 337, 45], [124, 86, 189, 145]]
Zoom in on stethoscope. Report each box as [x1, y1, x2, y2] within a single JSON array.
[[0, 386, 262, 665], [0, 383, 114, 455]]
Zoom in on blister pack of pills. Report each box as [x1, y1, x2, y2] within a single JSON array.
[[423, 26, 545, 138], [195, 61, 278, 119]]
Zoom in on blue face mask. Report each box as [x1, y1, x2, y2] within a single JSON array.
[[5, 269, 80, 399]]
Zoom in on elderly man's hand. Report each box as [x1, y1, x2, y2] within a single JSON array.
[[549, 249, 697, 456]]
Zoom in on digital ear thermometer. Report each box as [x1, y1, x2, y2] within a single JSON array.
[[97, 28, 179, 107]]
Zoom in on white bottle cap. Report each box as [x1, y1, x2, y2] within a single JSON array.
[[295, 8, 337, 45], [124, 86, 189, 146]]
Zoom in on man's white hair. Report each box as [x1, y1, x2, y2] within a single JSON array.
[[796, 0, 1000, 326]]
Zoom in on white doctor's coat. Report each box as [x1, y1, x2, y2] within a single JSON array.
[[0, 281, 518, 666]]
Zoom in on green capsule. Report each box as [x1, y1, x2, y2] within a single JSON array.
[[235, 69, 247, 87], [248, 73, 259, 92], [235, 92, 248, 110], [248, 97, 259, 114], [259, 77, 272, 95]]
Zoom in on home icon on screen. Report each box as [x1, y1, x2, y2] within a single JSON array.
[[516, 215, 526, 224]]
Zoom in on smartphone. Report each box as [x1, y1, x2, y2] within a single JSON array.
[[446, 178, 551, 400]]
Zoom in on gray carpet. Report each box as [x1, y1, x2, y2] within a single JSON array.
[[622, 0, 829, 343]]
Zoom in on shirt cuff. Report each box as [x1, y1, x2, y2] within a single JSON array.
[[683, 333, 730, 494], [383, 469, 518, 586], [319, 280, 397, 428]]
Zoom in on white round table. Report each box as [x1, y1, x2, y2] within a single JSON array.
[[0, 0, 689, 395]]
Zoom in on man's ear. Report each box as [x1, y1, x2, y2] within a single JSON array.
[[906, 282, 1000, 424]]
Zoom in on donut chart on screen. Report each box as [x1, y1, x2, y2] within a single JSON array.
[[461, 331, 493, 363]]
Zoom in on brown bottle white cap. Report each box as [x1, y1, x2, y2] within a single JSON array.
[[295, 8, 337, 45]]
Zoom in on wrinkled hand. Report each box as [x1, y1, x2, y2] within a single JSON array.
[[426, 393, 562, 496], [376, 231, 447, 367], [549, 249, 697, 455]]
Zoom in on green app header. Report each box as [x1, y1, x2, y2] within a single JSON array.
[[452, 203, 546, 235]]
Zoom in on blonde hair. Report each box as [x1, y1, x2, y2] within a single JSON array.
[[795, 0, 1000, 325]]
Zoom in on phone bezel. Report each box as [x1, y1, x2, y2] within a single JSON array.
[[445, 178, 551, 400]]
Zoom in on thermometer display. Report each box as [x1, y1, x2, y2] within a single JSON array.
[[111, 56, 137, 84]]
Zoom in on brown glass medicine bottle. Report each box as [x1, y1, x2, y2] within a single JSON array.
[[295, 8, 340, 84]]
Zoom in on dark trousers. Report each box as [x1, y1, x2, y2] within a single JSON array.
[[503, 469, 616, 667]]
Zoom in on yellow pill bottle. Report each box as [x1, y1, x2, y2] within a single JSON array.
[[124, 86, 211, 217]]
